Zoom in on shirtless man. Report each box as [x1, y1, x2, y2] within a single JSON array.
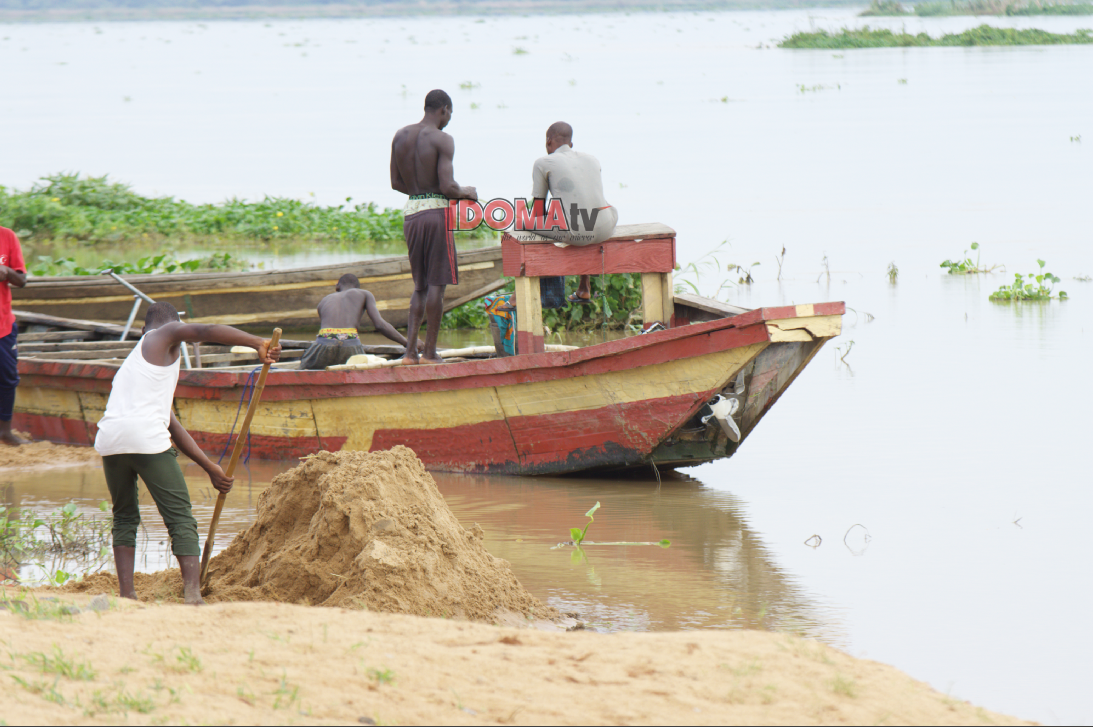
[[390, 89, 477, 364], [299, 273, 423, 370], [531, 122, 618, 304], [94, 302, 280, 605]]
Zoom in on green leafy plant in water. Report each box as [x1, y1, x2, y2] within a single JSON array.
[[940, 242, 1000, 274], [779, 24, 1093, 48], [886, 262, 899, 283], [989, 259, 1068, 301], [570, 502, 600, 546]]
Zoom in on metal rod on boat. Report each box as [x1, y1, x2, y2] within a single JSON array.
[[199, 328, 282, 590], [120, 296, 142, 342], [106, 271, 155, 304]]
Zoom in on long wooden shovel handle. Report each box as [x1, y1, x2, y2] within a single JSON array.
[[199, 328, 281, 588]]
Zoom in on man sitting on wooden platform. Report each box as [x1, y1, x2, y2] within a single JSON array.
[[529, 121, 618, 304], [300, 273, 421, 370]]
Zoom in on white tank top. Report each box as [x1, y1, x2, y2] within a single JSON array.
[[94, 334, 181, 457]]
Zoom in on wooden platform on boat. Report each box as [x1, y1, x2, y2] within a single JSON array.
[[12, 245, 504, 329]]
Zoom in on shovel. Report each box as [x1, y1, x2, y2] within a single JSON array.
[[199, 328, 281, 589]]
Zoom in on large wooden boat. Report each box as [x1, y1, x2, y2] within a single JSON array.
[[12, 224, 844, 475], [13, 297, 843, 475], [12, 246, 504, 329]]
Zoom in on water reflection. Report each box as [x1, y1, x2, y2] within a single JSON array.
[[1, 459, 843, 645]]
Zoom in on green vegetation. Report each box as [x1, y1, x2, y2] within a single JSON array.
[[569, 501, 600, 546], [19, 647, 97, 681], [887, 262, 899, 283], [1, 173, 493, 276], [442, 273, 644, 333], [940, 242, 1000, 274], [31, 251, 244, 277], [780, 24, 1093, 48], [0, 501, 112, 586], [861, 0, 1093, 15], [989, 259, 1068, 300]]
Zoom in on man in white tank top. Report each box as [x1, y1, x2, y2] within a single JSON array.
[[95, 302, 281, 605]]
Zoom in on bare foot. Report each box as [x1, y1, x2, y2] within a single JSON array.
[[0, 430, 27, 446], [419, 356, 445, 365], [183, 590, 206, 606], [399, 354, 420, 366], [120, 590, 138, 601]]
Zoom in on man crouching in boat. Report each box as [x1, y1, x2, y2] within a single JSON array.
[[94, 302, 280, 605], [299, 273, 422, 370]]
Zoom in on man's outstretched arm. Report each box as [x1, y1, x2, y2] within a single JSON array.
[[168, 411, 233, 494], [361, 291, 422, 350], [150, 322, 281, 364]]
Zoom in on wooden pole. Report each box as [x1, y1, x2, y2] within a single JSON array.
[[199, 328, 281, 589]]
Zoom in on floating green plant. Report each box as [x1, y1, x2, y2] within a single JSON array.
[[940, 242, 1000, 274], [570, 502, 599, 546], [886, 262, 899, 283], [989, 260, 1068, 301], [554, 502, 670, 550], [780, 24, 1093, 49]]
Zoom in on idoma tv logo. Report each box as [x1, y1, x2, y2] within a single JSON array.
[[449, 198, 605, 241]]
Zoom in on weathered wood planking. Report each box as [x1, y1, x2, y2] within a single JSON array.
[[14, 301, 846, 473], [501, 234, 675, 277], [14, 246, 503, 329]]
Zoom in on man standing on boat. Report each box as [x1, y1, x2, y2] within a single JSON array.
[[530, 121, 618, 305], [94, 302, 280, 605], [300, 273, 423, 370], [390, 89, 477, 365], [0, 226, 28, 446]]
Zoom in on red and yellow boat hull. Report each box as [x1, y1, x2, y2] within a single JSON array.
[[14, 303, 843, 475]]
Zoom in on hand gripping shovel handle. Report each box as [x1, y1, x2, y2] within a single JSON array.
[[199, 328, 281, 589]]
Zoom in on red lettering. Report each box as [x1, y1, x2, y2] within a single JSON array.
[[514, 199, 543, 232], [542, 199, 568, 231], [482, 199, 515, 231], [452, 199, 483, 231]]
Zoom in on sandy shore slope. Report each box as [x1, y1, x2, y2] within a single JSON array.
[[0, 591, 1031, 726], [0, 436, 100, 471]]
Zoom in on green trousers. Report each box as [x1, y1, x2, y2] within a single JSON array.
[[102, 448, 200, 557]]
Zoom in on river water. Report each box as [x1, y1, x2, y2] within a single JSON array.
[[2, 7, 1092, 725]]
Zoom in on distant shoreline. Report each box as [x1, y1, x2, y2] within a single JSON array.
[[0, 0, 863, 24]]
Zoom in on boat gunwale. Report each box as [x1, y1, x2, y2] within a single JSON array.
[[18, 301, 845, 397]]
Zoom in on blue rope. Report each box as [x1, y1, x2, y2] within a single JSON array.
[[217, 366, 262, 466]]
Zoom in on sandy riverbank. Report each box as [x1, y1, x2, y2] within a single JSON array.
[[0, 590, 1030, 726], [0, 435, 100, 471]]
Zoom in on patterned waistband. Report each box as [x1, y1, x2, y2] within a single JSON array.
[[318, 328, 359, 340], [405, 195, 450, 216]]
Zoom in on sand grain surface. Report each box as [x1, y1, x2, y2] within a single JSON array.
[[0, 591, 1032, 726], [66, 448, 553, 622], [0, 435, 100, 471]]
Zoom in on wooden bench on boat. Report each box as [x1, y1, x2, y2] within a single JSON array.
[[501, 223, 677, 354]]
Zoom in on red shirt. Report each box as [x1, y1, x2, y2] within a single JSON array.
[[0, 228, 26, 336]]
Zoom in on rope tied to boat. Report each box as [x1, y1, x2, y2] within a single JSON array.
[[216, 365, 262, 467]]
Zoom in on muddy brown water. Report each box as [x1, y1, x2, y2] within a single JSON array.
[[4, 8, 1093, 724]]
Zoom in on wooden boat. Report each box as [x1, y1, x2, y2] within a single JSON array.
[[13, 297, 843, 475], [12, 224, 844, 475], [12, 246, 504, 329]]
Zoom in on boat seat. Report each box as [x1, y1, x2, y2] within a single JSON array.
[[501, 223, 677, 353]]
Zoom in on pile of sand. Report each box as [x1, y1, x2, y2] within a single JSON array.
[[0, 434, 100, 470], [73, 447, 553, 623]]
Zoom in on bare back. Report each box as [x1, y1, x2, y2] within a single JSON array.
[[317, 289, 368, 330], [391, 123, 452, 196]]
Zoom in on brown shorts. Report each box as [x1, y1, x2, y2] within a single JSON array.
[[404, 207, 458, 289]]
